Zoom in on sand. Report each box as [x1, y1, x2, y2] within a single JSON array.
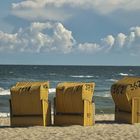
[[0, 114, 140, 140]]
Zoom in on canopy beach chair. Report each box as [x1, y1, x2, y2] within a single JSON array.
[[10, 82, 51, 126], [111, 77, 140, 124], [54, 82, 95, 126]]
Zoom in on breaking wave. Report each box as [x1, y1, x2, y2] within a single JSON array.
[[119, 73, 129, 76], [95, 93, 111, 98], [105, 79, 118, 82], [0, 113, 10, 118], [48, 88, 56, 93], [0, 88, 10, 96], [118, 73, 134, 76], [70, 75, 94, 78]]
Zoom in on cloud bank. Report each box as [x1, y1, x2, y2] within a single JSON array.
[[0, 21, 140, 55], [11, 0, 140, 21], [12, 0, 140, 12]]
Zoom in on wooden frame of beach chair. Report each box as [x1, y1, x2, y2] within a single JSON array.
[[54, 82, 95, 126], [132, 97, 140, 123], [111, 77, 140, 124], [10, 82, 51, 127]]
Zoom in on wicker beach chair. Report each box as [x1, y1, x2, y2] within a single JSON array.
[[111, 77, 140, 124], [54, 82, 95, 126], [10, 82, 51, 126]]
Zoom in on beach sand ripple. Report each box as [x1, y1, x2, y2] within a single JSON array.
[[0, 114, 139, 140]]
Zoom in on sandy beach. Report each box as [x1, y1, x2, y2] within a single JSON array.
[[0, 114, 139, 140]]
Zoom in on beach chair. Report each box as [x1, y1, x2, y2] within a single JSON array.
[[111, 77, 140, 124], [54, 82, 95, 126], [10, 82, 51, 126]]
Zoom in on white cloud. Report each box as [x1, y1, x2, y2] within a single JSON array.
[[116, 33, 127, 48], [0, 22, 75, 53], [78, 43, 101, 53], [12, 0, 46, 9], [30, 22, 53, 32], [12, 0, 140, 16], [101, 35, 115, 52], [12, 0, 73, 21], [127, 26, 140, 52], [130, 26, 140, 37], [50, 23, 76, 53], [12, 0, 128, 12]]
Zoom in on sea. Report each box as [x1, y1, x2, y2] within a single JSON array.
[[0, 65, 140, 117]]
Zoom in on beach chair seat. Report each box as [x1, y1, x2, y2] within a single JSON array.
[[54, 82, 95, 126], [10, 82, 51, 126], [111, 77, 140, 124]]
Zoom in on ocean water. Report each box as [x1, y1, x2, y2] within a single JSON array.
[[0, 65, 140, 116]]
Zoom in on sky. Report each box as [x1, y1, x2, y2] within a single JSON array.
[[0, 0, 140, 66]]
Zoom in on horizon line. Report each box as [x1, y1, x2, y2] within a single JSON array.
[[0, 64, 139, 67]]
